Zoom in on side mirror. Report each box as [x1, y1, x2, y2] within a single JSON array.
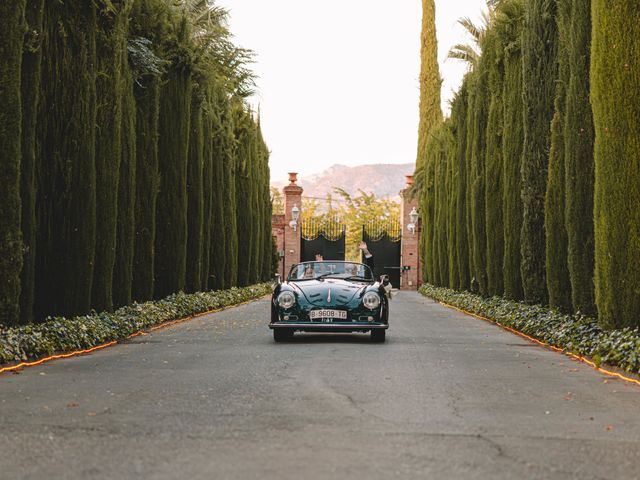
[[275, 274, 282, 285], [380, 275, 390, 287]]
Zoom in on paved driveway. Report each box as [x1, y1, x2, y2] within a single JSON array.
[[1, 292, 639, 479]]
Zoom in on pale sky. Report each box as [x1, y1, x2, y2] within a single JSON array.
[[216, 0, 485, 181]]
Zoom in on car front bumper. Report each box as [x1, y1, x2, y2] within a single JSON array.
[[269, 322, 388, 331]]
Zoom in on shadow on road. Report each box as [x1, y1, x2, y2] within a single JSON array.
[[272, 333, 386, 345]]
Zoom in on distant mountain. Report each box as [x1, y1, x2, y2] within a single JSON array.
[[272, 163, 415, 200]]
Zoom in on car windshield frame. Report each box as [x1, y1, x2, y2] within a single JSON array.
[[288, 261, 374, 282]]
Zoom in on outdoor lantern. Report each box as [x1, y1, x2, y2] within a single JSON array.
[[409, 207, 419, 225], [408, 207, 419, 235], [289, 204, 300, 231]]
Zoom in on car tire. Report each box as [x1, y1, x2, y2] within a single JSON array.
[[371, 329, 386, 343], [273, 328, 294, 342]]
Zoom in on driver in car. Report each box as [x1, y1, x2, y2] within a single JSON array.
[[303, 264, 316, 278]]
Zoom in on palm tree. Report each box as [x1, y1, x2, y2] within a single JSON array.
[[180, 0, 256, 97], [447, 1, 501, 68]]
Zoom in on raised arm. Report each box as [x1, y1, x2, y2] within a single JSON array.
[[359, 241, 374, 271]]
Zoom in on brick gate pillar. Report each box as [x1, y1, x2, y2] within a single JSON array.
[[283, 172, 303, 277], [400, 175, 421, 290]]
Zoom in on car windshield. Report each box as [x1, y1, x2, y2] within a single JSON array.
[[288, 261, 373, 281]]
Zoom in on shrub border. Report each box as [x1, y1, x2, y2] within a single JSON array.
[[0, 283, 272, 373], [419, 284, 640, 383]]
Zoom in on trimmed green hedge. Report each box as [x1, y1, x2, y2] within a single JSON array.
[[0, 283, 271, 365], [419, 284, 640, 375]]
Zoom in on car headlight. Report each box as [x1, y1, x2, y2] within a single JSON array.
[[277, 291, 296, 309], [363, 292, 381, 310]]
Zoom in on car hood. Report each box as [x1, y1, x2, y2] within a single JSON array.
[[289, 279, 368, 307]]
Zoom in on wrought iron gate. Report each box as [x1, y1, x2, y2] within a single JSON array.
[[362, 220, 402, 287], [300, 217, 346, 262]]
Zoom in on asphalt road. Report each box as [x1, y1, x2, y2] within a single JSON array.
[[1, 292, 640, 479]]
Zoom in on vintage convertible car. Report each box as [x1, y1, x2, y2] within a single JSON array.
[[270, 261, 390, 342]]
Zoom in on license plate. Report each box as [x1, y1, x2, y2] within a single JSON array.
[[310, 309, 347, 321]]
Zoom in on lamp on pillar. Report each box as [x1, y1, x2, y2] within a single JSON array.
[[289, 204, 300, 231], [407, 207, 419, 235]]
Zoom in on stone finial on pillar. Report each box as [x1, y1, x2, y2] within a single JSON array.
[[283, 173, 303, 276], [405, 174, 414, 187], [400, 175, 421, 290]]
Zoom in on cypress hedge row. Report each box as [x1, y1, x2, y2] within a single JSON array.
[[0, 0, 274, 326], [416, 0, 640, 330]]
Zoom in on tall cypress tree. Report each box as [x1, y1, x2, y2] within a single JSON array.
[[200, 101, 214, 290], [544, 0, 572, 312], [209, 88, 229, 290], [250, 123, 261, 285], [483, 29, 505, 297], [520, 0, 557, 305], [132, 74, 161, 302], [92, 3, 130, 312], [257, 120, 273, 281], [428, 126, 442, 286], [420, 133, 436, 283], [430, 142, 441, 286], [251, 122, 262, 285], [564, 0, 595, 316], [129, 0, 165, 302], [0, 0, 26, 324], [234, 106, 254, 287], [221, 99, 238, 288], [446, 119, 459, 290], [154, 64, 192, 298], [416, 0, 441, 285], [186, 94, 204, 293], [416, 0, 443, 170], [500, 0, 525, 301], [113, 60, 137, 308], [35, 1, 98, 319], [468, 63, 489, 296], [19, 0, 45, 324], [452, 83, 470, 291], [440, 125, 455, 288], [464, 75, 477, 288], [591, 0, 640, 329]]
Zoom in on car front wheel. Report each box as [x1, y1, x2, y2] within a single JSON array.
[[371, 329, 386, 343], [273, 328, 294, 342]]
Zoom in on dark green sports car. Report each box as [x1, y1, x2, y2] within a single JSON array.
[[270, 261, 390, 342]]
